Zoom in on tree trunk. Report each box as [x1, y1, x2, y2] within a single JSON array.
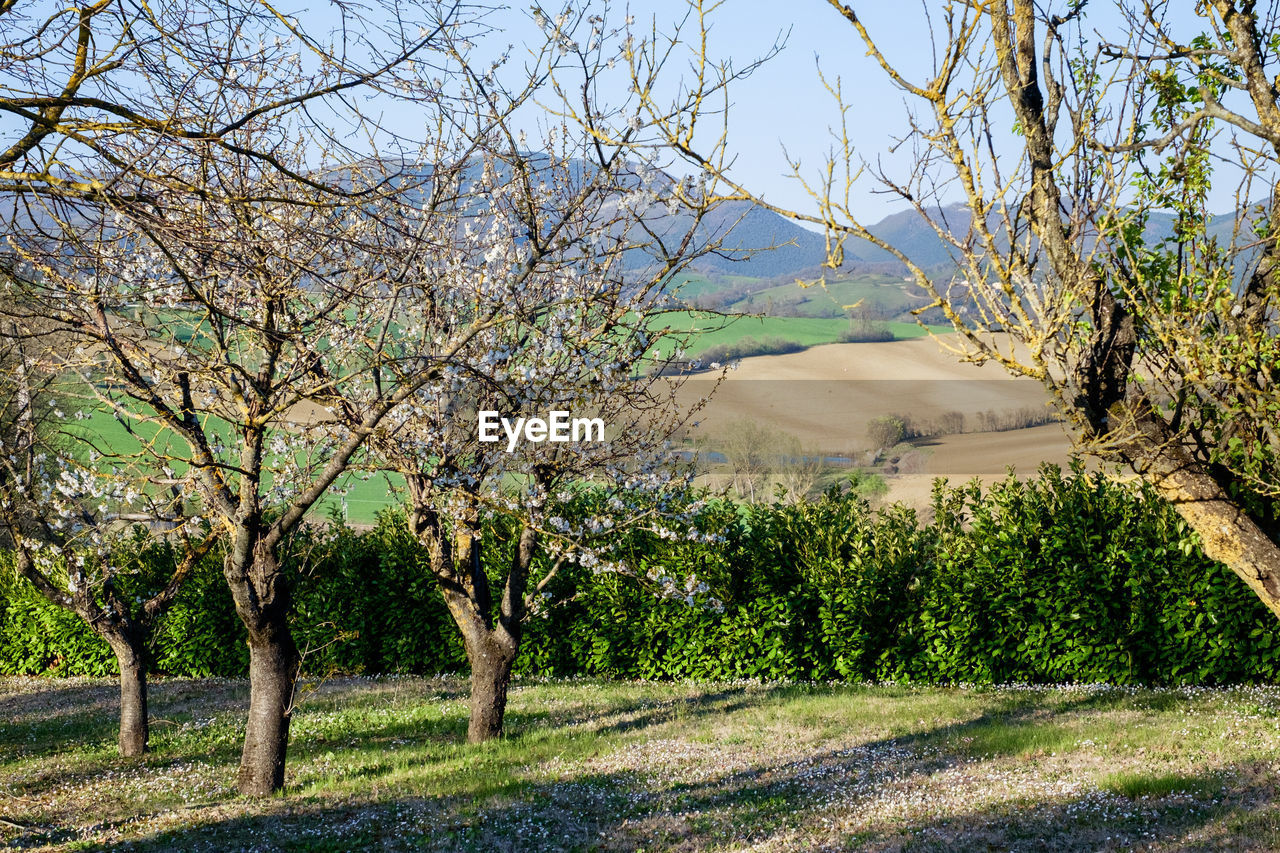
[[236, 611, 299, 796], [1171, 488, 1280, 619], [1125, 408, 1280, 620], [464, 629, 518, 743], [106, 635, 149, 757], [411, 498, 534, 744]]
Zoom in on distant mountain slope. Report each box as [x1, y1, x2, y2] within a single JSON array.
[[688, 199, 1264, 287], [681, 199, 830, 278], [846, 203, 967, 270], [6, 151, 1255, 292], [842, 202, 1255, 272]]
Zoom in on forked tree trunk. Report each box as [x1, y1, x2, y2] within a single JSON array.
[[410, 493, 536, 744], [224, 535, 300, 797], [105, 633, 149, 757], [236, 608, 299, 796], [462, 626, 519, 743]]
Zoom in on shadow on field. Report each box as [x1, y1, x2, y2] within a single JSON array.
[[1, 680, 121, 731], [0, 681, 125, 770], [44, 757, 1267, 853], [568, 687, 766, 738], [5, 681, 1276, 852]]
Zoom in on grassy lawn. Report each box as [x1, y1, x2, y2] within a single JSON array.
[[3, 677, 1279, 851]]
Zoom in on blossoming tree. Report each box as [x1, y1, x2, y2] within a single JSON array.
[[0, 305, 216, 756], [369, 5, 745, 742], [374, 158, 723, 739], [0, 0, 478, 777]]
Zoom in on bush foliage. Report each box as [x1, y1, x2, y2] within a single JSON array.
[[2, 462, 1277, 685]]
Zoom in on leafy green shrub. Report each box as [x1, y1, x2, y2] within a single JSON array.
[[866, 415, 906, 451], [908, 463, 1280, 685], [4, 462, 1278, 686], [0, 572, 115, 676]]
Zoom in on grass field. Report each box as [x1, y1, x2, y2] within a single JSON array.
[[66, 410, 399, 527], [3, 676, 1279, 851], [668, 273, 765, 301], [722, 275, 920, 319], [653, 311, 945, 357], [668, 273, 925, 321]]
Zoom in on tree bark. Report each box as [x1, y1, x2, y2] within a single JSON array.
[[410, 493, 536, 743], [106, 634, 149, 757], [222, 523, 301, 797], [236, 610, 299, 796], [463, 628, 518, 743], [1124, 408, 1280, 620]]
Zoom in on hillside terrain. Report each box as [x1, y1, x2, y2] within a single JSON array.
[[665, 198, 1259, 329], [679, 336, 1078, 508]]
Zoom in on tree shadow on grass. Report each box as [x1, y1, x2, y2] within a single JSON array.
[[28, 752, 1270, 853], [2, 768, 647, 853], [1, 675, 471, 759], [554, 687, 774, 739], [0, 680, 123, 754], [5, 681, 1271, 852]]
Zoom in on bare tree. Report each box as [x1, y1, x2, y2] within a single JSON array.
[[385, 327, 715, 741], [0, 0, 500, 796], [716, 419, 777, 503], [667, 1, 1280, 620], [774, 431, 826, 503], [714, 420, 824, 503], [370, 4, 737, 742], [0, 305, 213, 756]]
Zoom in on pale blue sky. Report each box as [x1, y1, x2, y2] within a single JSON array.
[[2, 0, 1246, 222], [494, 0, 964, 221], [442, 1, 1245, 223]]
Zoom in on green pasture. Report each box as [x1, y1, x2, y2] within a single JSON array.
[[651, 310, 945, 356], [725, 274, 921, 317], [667, 272, 763, 300], [66, 409, 401, 527]]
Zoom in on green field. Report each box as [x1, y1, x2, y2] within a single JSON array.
[[69, 409, 400, 527], [4, 676, 1279, 851], [724, 274, 921, 317], [669, 271, 928, 319], [666, 272, 764, 301], [652, 310, 946, 356]]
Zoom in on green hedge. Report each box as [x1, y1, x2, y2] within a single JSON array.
[[2, 462, 1277, 684]]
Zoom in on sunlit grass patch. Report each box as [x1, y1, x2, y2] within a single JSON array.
[[1101, 769, 1224, 800], [2, 676, 1279, 852]]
